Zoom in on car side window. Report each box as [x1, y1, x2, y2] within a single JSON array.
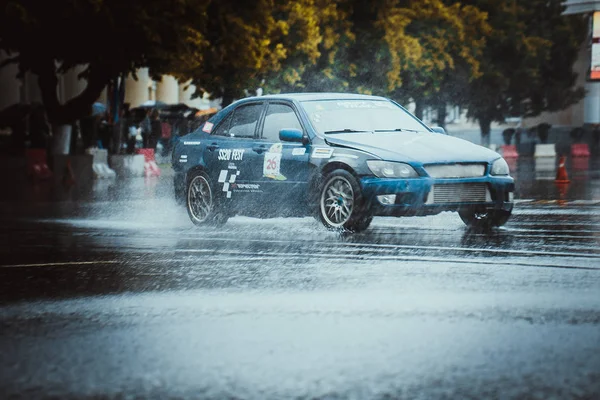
[[212, 114, 233, 137], [262, 103, 303, 141], [223, 103, 262, 138]]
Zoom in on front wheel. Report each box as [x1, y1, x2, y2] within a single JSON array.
[[186, 171, 229, 226], [459, 207, 511, 229], [318, 169, 371, 232]]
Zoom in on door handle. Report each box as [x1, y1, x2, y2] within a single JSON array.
[[252, 145, 266, 154], [207, 143, 219, 151]]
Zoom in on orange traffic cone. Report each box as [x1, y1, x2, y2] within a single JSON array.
[[555, 156, 570, 184], [62, 159, 76, 186]]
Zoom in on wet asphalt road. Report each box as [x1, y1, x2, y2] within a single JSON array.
[[1, 161, 600, 399]]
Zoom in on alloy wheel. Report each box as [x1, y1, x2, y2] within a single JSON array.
[[188, 175, 213, 223], [321, 176, 354, 227]]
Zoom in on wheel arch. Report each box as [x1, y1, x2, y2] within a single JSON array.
[[185, 164, 208, 183], [320, 161, 360, 180], [307, 161, 360, 208]]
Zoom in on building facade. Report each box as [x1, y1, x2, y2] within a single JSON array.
[[527, 0, 600, 128], [0, 53, 218, 114]]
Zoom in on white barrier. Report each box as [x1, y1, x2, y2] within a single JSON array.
[[109, 155, 145, 177], [535, 157, 556, 180], [86, 148, 116, 179], [534, 144, 556, 158]]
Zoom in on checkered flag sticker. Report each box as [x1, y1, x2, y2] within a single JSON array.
[[218, 167, 241, 199]]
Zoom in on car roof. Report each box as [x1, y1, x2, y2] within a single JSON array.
[[239, 92, 389, 102]]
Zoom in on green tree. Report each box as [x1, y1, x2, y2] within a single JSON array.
[[262, 0, 354, 93], [0, 0, 209, 125], [385, 0, 490, 126], [183, 0, 338, 106], [177, 0, 286, 107], [461, 0, 587, 139], [339, 0, 489, 114]]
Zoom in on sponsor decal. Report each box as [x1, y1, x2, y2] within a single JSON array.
[[333, 152, 358, 159], [202, 122, 214, 133], [183, 141, 201, 145], [311, 147, 334, 159], [231, 183, 262, 193], [217, 167, 263, 197], [263, 143, 287, 181], [218, 148, 245, 161], [179, 155, 188, 163], [218, 168, 240, 199], [336, 100, 395, 109], [292, 148, 307, 156], [234, 184, 260, 190]]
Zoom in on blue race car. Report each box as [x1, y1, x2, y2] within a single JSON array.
[[173, 93, 514, 232]]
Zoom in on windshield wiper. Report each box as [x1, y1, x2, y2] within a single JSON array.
[[324, 129, 372, 134], [374, 128, 422, 133]]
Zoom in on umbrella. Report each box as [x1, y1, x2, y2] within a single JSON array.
[[195, 107, 218, 117], [139, 100, 168, 109], [92, 102, 107, 116]]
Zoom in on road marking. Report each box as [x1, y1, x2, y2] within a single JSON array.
[[173, 250, 599, 271], [175, 236, 600, 260], [0, 261, 120, 268], [516, 199, 600, 206]]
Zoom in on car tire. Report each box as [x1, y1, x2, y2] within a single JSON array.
[[459, 207, 511, 229], [186, 171, 229, 226], [318, 169, 370, 232]]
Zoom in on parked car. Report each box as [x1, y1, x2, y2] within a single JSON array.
[[172, 93, 514, 232]]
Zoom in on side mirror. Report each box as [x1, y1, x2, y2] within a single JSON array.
[[431, 126, 447, 135], [279, 128, 304, 143]]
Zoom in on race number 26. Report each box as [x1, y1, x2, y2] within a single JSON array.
[[263, 152, 281, 176]]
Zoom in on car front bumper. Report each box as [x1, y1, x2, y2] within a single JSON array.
[[360, 175, 514, 217]]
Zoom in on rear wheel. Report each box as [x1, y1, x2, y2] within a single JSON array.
[[459, 207, 511, 229], [186, 171, 229, 226], [318, 169, 371, 232]]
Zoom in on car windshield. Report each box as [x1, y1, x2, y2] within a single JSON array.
[[300, 99, 429, 135]]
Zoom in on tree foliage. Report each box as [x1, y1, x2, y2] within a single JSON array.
[[0, 0, 209, 124], [459, 0, 588, 135], [0, 0, 589, 132]]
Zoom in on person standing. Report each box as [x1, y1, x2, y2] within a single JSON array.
[[28, 103, 50, 149], [140, 109, 152, 148], [148, 108, 161, 151], [97, 111, 112, 150], [112, 105, 130, 155]]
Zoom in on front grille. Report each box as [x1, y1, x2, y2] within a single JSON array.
[[424, 163, 486, 178], [428, 183, 489, 204]]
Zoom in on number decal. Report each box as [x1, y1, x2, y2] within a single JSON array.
[[262, 143, 286, 180]]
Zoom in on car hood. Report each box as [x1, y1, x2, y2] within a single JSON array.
[[325, 131, 500, 164]]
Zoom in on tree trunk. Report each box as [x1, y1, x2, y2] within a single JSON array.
[[436, 102, 447, 129], [414, 100, 424, 120], [479, 117, 492, 146], [51, 124, 72, 155], [221, 87, 236, 108], [36, 60, 109, 126]]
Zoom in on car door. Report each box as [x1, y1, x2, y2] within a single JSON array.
[[203, 102, 265, 207], [254, 101, 311, 213]]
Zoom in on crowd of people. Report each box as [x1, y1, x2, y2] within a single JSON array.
[[82, 104, 198, 157], [0, 102, 214, 157]]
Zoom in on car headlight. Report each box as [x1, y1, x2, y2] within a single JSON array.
[[491, 158, 510, 176], [366, 160, 419, 178]]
